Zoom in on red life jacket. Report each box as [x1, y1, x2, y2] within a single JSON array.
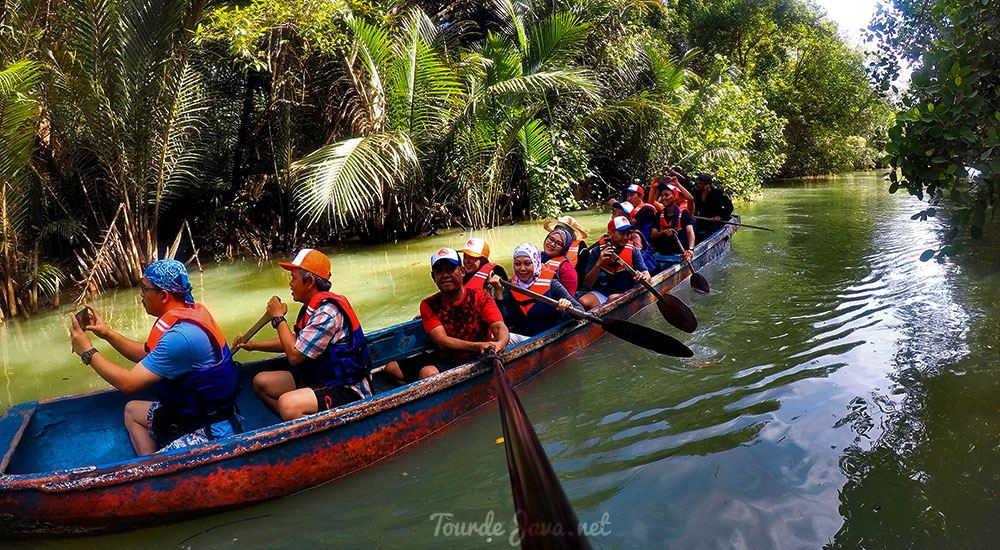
[[464, 262, 499, 291], [659, 205, 685, 230], [293, 291, 372, 387], [509, 269, 556, 316]]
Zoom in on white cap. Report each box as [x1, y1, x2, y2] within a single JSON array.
[[609, 216, 632, 232], [431, 247, 461, 267], [460, 237, 489, 259]]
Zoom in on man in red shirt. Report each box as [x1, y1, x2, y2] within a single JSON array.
[[385, 247, 510, 385]]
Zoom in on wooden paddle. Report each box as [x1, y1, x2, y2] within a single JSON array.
[[233, 300, 281, 356], [497, 279, 693, 357], [670, 234, 710, 295], [693, 216, 773, 232], [607, 251, 697, 333], [484, 351, 592, 549]]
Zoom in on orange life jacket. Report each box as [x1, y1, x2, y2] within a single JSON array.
[[659, 205, 687, 231], [145, 303, 227, 353], [596, 238, 637, 275], [628, 202, 655, 221], [509, 269, 556, 316]]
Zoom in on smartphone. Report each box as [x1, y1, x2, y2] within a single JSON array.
[[75, 308, 92, 328]]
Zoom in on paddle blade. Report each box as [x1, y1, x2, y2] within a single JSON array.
[[656, 293, 698, 333], [601, 318, 694, 358], [488, 357, 592, 550], [690, 273, 711, 295]]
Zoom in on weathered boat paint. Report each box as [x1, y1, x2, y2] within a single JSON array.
[[0, 219, 737, 538]]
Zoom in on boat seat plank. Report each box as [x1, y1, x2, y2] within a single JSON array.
[[0, 402, 38, 474]]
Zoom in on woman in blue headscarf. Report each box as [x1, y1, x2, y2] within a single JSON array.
[[487, 243, 583, 345]]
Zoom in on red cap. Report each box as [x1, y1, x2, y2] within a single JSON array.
[[625, 183, 644, 197]]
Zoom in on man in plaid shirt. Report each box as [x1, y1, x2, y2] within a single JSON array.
[[233, 249, 372, 420]]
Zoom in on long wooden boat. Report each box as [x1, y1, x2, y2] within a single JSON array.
[[0, 218, 738, 538]]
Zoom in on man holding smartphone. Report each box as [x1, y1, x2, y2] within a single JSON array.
[[69, 259, 241, 456]]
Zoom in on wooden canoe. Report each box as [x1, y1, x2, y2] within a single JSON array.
[[0, 218, 737, 538]]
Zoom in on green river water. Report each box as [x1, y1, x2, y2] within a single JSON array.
[[3, 172, 1000, 549]]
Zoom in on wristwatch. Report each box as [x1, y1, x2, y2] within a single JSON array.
[[80, 348, 98, 365], [271, 316, 287, 329]]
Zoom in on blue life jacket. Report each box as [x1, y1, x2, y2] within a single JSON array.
[[293, 292, 372, 388], [146, 304, 240, 443]]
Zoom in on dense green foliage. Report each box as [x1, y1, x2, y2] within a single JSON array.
[[867, 0, 999, 261], [673, 0, 894, 177], [0, 0, 888, 317]]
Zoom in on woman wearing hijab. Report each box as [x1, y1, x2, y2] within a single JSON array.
[[487, 243, 583, 345]]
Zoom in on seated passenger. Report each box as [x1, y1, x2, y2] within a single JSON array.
[[578, 217, 652, 310], [233, 249, 372, 421], [609, 199, 634, 219], [623, 182, 659, 245], [540, 216, 589, 296], [651, 165, 695, 212], [461, 238, 508, 291], [385, 248, 510, 385], [650, 183, 696, 263], [693, 173, 734, 240], [486, 243, 582, 345], [69, 260, 241, 456]]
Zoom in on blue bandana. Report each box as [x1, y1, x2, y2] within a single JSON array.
[[143, 260, 195, 304]]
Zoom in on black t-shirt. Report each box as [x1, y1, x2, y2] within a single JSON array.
[[695, 187, 733, 221], [652, 207, 695, 255], [631, 205, 659, 233]]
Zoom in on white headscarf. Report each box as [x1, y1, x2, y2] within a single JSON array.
[[512, 242, 542, 289]]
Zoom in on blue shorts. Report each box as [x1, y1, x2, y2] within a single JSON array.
[[581, 291, 609, 306]]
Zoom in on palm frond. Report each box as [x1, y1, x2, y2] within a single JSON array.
[[491, 0, 529, 55], [25, 263, 65, 297], [525, 12, 589, 74], [292, 133, 419, 227], [148, 60, 211, 211], [389, 12, 463, 142], [481, 69, 597, 99], [0, 59, 40, 264]]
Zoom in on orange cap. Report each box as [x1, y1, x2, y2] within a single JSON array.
[[278, 248, 331, 280], [461, 238, 490, 259]]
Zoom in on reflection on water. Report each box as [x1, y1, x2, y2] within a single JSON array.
[[4, 173, 999, 549]]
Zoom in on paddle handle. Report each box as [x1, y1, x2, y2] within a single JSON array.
[[496, 279, 601, 325], [609, 251, 663, 299], [693, 215, 772, 232], [233, 302, 281, 356], [671, 233, 696, 270]]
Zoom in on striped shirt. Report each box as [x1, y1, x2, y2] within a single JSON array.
[[294, 301, 371, 399]]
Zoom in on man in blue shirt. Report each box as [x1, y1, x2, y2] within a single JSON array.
[[578, 216, 652, 310], [70, 260, 240, 455]]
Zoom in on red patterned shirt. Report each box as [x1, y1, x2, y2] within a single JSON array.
[[419, 288, 503, 363]]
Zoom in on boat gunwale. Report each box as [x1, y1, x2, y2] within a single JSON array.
[[0, 218, 736, 491]]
